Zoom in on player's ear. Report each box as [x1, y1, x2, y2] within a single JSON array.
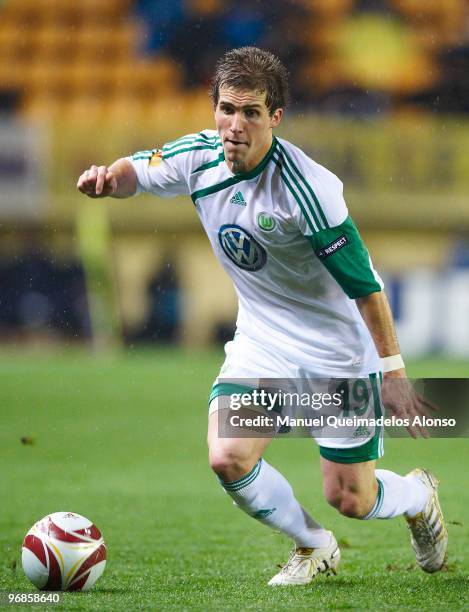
[[270, 108, 283, 128]]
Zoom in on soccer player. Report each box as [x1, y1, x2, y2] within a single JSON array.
[[77, 47, 448, 585]]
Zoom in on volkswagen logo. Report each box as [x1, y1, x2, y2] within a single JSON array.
[[218, 224, 267, 271]]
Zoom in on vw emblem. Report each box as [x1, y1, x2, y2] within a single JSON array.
[[218, 224, 267, 271]]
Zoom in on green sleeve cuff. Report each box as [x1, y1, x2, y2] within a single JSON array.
[[307, 216, 382, 299]]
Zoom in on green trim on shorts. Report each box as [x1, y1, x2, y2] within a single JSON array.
[[208, 382, 256, 405], [319, 433, 381, 464], [208, 383, 284, 416], [319, 372, 384, 464]]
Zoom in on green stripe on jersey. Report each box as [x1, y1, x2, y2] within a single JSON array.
[[164, 134, 197, 148], [163, 134, 220, 152], [192, 151, 225, 174], [163, 143, 221, 160], [132, 149, 156, 160], [191, 137, 278, 203], [163, 132, 219, 149], [307, 216, 382, 298], [272, 156, 316, 234], [273, 153, 322, 232], [277, 142, 329, 229], [163, 138, 220, 154]]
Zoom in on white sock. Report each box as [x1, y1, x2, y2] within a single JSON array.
[[219, 459, 330, 548], [363, 469, 430, 520]]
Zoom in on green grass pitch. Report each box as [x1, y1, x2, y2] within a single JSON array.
[[0, 349, 468, 610]]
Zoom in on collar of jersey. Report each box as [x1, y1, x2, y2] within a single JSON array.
[[225, 136, 278, 179], [191, 137, 278, 204]]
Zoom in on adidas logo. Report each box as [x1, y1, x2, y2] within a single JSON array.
[[353, 425, 371, 438], [252, 508, 277, 519], [230, 191, 246, 206]]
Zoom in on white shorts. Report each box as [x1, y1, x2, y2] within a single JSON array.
[[209, 331, 384, 464]]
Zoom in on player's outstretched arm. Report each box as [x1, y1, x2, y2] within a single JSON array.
[[77, 158, 137, 199], [356, 290, 435, 438]]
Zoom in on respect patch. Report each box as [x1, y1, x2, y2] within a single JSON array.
[[316, 234, 349, 259]]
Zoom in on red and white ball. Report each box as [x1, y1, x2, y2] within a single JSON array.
[[22, 512, 106, 592]]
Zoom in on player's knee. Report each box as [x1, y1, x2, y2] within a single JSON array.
[[208, 445, 253, 482]]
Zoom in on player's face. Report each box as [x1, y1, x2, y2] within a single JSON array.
[[215, 87, 283, 174]]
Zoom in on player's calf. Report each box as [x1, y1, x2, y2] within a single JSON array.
[[208, 410, 269, 482], [324, 487, 376, 519], [321, 458, 378, 519]]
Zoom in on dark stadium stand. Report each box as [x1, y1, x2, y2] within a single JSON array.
[[0, 0, 468, 120]]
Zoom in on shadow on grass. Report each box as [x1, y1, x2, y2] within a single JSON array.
[[80, 588, 130, 595], [313, 574, 469, 591]]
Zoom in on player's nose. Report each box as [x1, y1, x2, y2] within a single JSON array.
[[230, 112, 244, 133]]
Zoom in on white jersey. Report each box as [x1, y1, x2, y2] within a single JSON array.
[[129, 130, 383, 375]]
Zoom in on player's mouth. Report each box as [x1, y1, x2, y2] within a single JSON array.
[[224, 139, 248, 147]]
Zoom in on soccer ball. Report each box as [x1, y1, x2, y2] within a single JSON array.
[[21, 512, 106, 591]]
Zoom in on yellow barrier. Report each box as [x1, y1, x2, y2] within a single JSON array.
[[3, 114, 467, 345], [46, 114, 469, 230]]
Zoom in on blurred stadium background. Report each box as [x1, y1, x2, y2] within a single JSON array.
[[0, 0, 469, 359]]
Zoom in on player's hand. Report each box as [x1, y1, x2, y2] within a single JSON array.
[[77, 165, 117, 198], [381, 370, 437, 439]]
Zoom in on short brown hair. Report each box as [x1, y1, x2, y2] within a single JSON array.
[[210, 47, 290, 116]]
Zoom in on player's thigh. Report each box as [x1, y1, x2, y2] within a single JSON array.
[[320, 456, 377, 503], [207, 397, 273, 467]]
